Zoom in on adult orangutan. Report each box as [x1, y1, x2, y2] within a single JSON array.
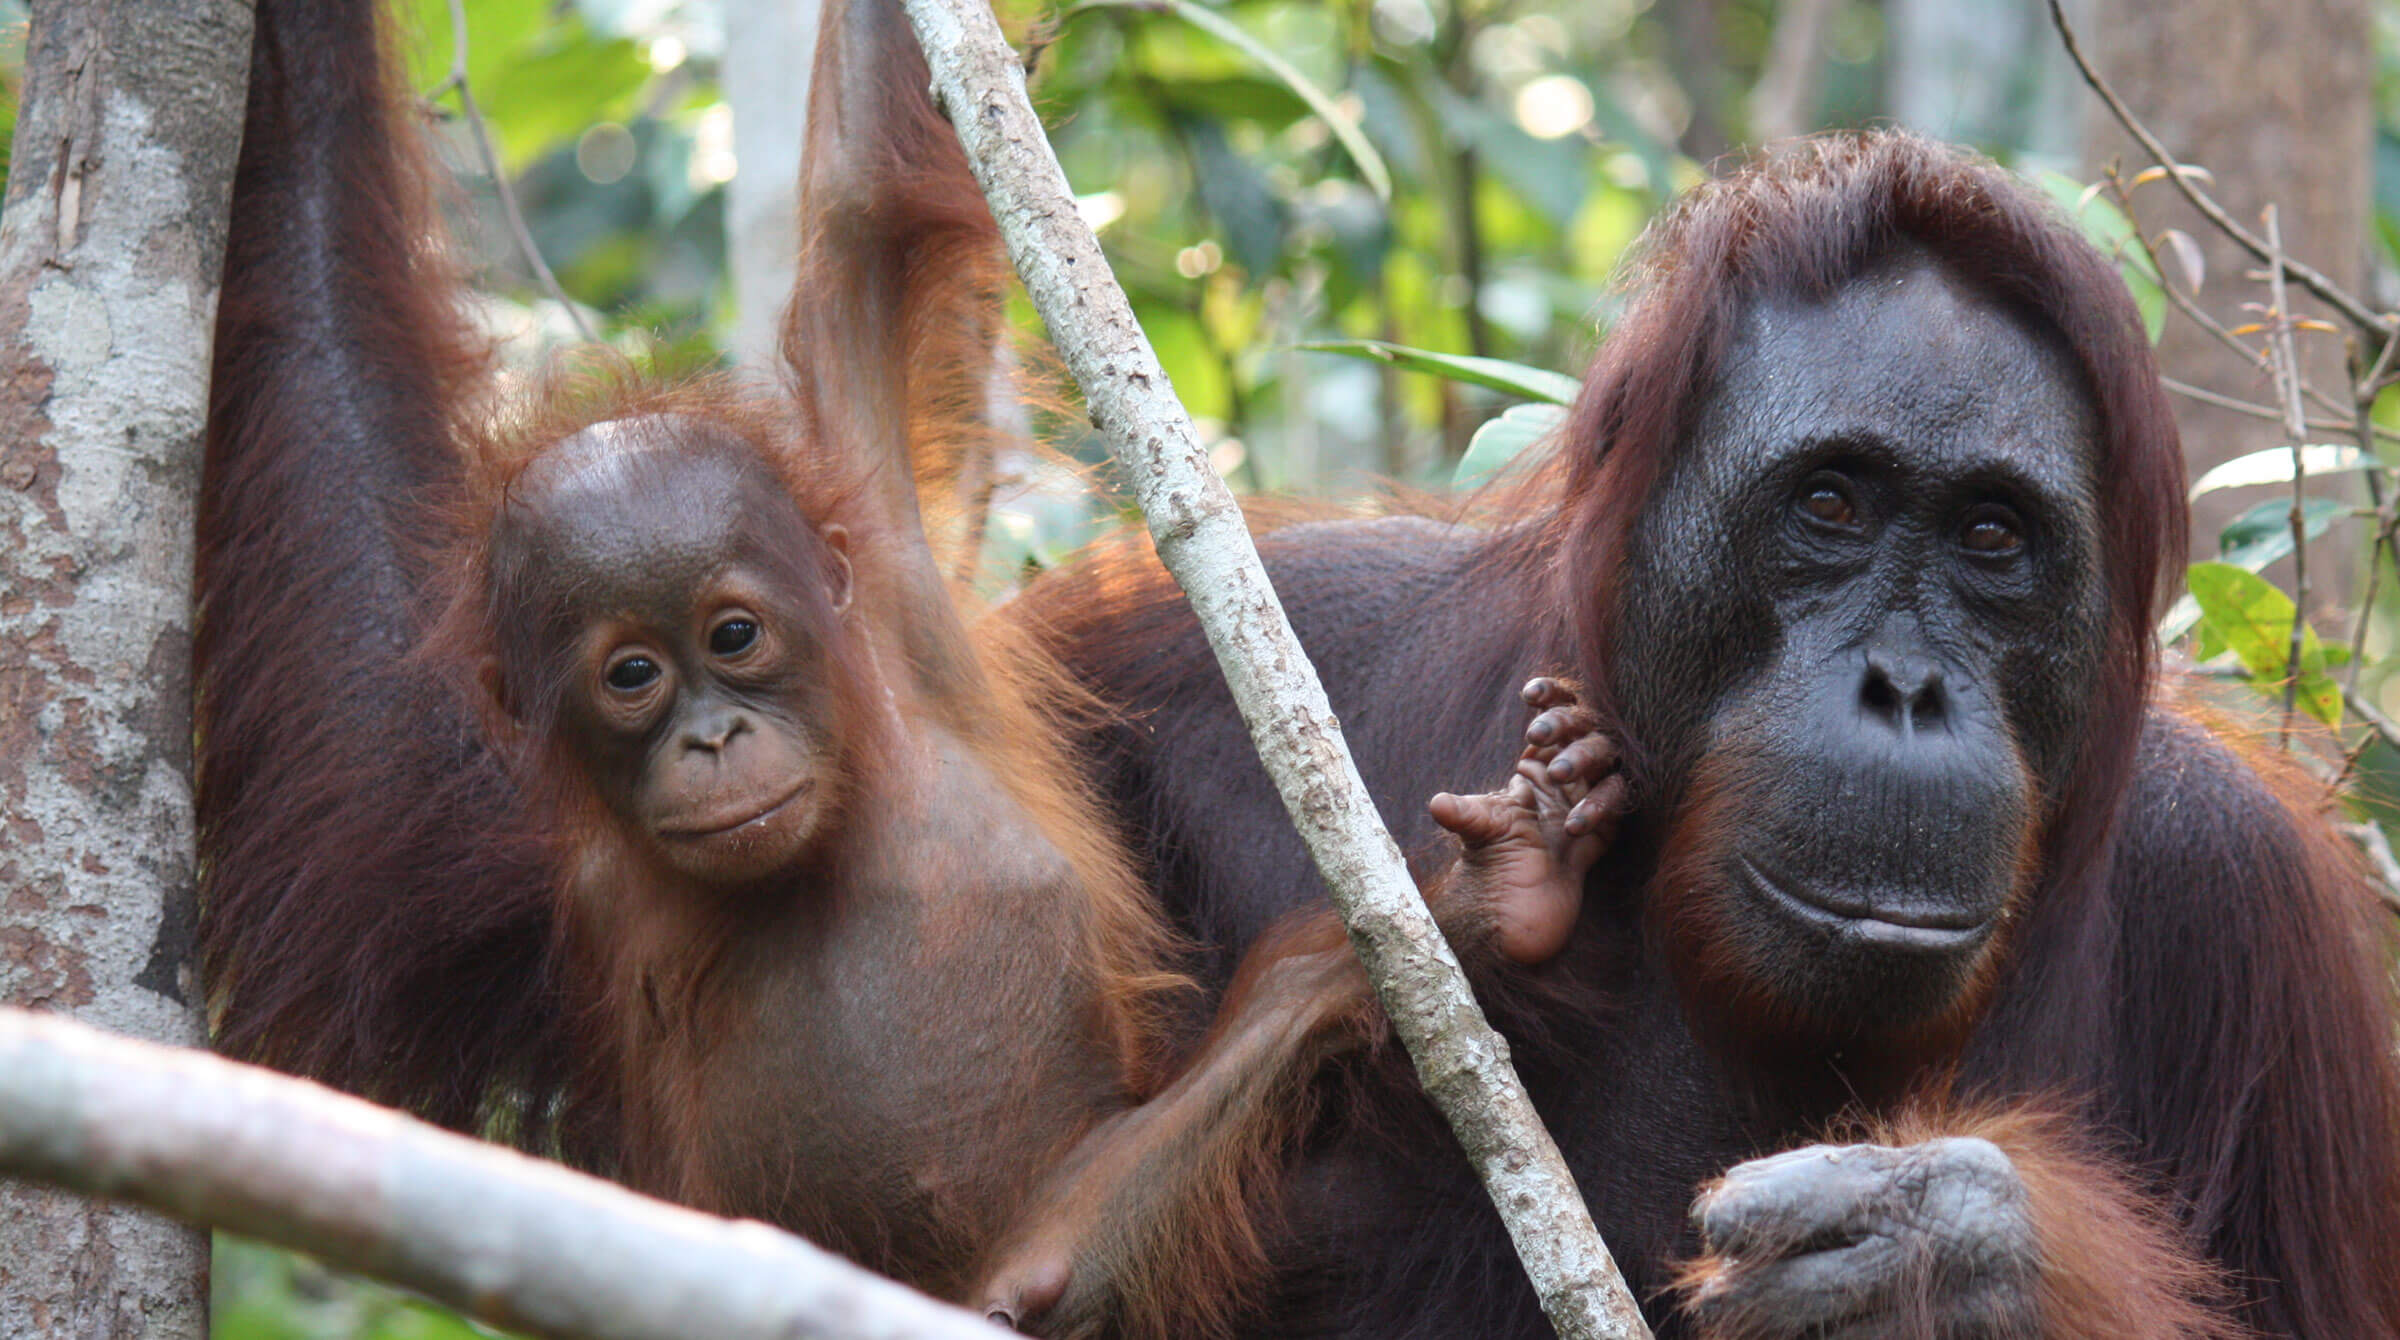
[[192, 0, 1627, 1334], [1004, 134, 2400, 1338]]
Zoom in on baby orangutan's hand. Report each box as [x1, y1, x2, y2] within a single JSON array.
[[1428, 678, 1629, 964]]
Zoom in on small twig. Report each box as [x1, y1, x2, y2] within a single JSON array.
[[2361, 320, 2400, 399], [2333, 726, 2378, 795], [2342, 515, 2394, 699], [2159, 375, 2400, 445], [2049, 0, 2389, 336], [2345, 341, 2396, 697], [2102, 174, 2355, 425], [433, 0, 600, 345], [2338, 823, 2400, 916], [2345, 682, 2400, 753], [2265, 206, 2310, 746]]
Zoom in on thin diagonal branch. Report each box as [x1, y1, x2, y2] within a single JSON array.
[[2263, 206, 2310, 743], [432, 0, 600, 345], [894, 2, 1652, 1336], [2049, 0, 2390, 336], [2159, 375, 2400, 445]]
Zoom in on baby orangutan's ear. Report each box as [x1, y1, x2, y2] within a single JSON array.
[[821, 524, 855, 615], [476, 655, 527, 747]]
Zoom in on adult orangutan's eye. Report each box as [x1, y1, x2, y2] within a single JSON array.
[[1797, 478, 1859, 530], [1960, 507, 2025, 557]]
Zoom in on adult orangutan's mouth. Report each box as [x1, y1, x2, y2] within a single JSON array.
[[659, 778, 812, 839], [1736, 854, 1990, 953]]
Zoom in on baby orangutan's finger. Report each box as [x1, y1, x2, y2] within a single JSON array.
[[1545, 729, 1621, 785], [1429, 790, 1516, 846], [1564, 773, 1631, 837], [1525, 703, 1600, 750], [1520, 676, 1578, 710]]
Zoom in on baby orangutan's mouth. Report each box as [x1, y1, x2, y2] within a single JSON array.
[[658, 777, 812, 840]]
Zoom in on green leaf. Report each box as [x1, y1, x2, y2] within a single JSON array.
[[1455, 403, 1568, 489], [1069, 0, 1391, 200], [1297, 339, 1580, 403], [2032, 170, 2166, 343], [2161, 499, 2347, 642], [2216, 495, 2345, 571], [2126, 263, 2165, 343], [1146, 76, 1312, 127], [2032, 171, 2159, 279], [1178, 114, 1287, 275], [2189, 443, 2370, 499], [472, 33, 647, 174], [2184, 561, 2344, 726]]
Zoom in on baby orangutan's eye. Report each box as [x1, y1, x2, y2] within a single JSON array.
[[606, 655, 661, 692], [710, 618, 760, 657]]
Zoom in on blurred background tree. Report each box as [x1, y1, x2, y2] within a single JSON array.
[[3, 0, 2397, 1332]]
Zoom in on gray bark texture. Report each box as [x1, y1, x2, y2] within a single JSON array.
[[0, 1008, 999, 1340], [895, 2, 1651, 1336], [725, 0, 821, 369], [2078, 0, 2372, 589], [0, 2, 255, 1336]]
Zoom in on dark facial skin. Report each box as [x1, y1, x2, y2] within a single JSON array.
[[492, 418, 856, 887], [1614, 252, 2106, 1032]]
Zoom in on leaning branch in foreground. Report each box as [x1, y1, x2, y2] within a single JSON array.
[[894, 3, 1651, 1337], [0, 1007, 993, 1340]]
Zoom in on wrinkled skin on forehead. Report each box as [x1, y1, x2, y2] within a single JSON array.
[[1621, 254, 2107, 1038], [488, 417, 857, 887]]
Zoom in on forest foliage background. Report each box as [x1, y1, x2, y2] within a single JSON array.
[[3, 0, 2399, 1333]]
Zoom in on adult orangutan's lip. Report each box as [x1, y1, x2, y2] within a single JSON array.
[[658, 778, 811, 839], [1736, 854, 1990, 953]]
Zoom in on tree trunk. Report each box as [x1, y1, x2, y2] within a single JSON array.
[[724, 0, 822, 369], [2079, 0, 2372, 599], [1886, 0, 2079, 158], [0, 2, 254, 1336]]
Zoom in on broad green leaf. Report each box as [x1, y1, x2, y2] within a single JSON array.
[[2032, 170, 2159, 281], [2032, 170, 2166, 343], [1179, 114, 1287, 275], [1069, 0, 1391, 200], [2161, 498, 2347, 642], [1137, 304, 1230, 421], [2184, 561, 2344, 727], [1455, 403, 1569, 489], [1146, 76, 1312, 127], [2189, 444, 2369, 499], [1297, 339, 1580, 404], [407, 0, 548, 93], [2217, 495, 2346, 571], [472, 33, 646, 174], [2125, 262, 2165, 343]]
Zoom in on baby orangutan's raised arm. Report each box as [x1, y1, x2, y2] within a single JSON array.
[[975, 678, 1630, 1337]]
